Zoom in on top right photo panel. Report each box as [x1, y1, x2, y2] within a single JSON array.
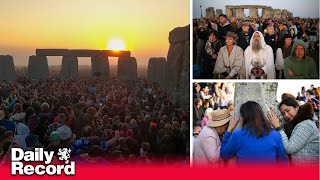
[[193, 0, 319, 79]]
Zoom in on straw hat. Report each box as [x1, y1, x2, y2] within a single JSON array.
[[206, 108, 231, 127]]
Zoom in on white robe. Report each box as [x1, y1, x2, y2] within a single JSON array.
[[244, 31, 275, 79]]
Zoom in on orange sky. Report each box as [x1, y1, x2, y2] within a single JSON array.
[[0, 0, 189, 66]]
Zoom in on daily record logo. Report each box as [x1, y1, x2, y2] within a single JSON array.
[[11, 148, 75, 175]]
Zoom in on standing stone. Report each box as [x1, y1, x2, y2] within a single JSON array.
[[91, 56, 109, 78], [0, 55, 16, 81], [249, 7, 258, 19], [236, 8, 245, 19], [234, 82, 281, 129], [281, 10, 288, 20], [262, 7, 273, 19], [60, 56, 78, 79], [216, 9, 223, 16], [117, 57, 137, 81], [273, 9, 282, 19], [232, 9, 236, 17], [206, 7, 215, 19], [28, 55, 49, 80], [147, 57, 167, 88], [167, 25, 190, 110], [225, 7, 232, 18]]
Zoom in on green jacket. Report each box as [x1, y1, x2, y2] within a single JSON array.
[[284, 40, 318, 79]]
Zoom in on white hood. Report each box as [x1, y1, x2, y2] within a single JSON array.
[[249, 31, 267, 49]]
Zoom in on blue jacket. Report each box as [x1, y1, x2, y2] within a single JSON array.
[[220, 128, 288, 164]]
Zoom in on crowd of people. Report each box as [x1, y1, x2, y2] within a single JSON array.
[[0, 70, 189, 166], [193, 82, 319, 166], [193, 14, 319, 79]]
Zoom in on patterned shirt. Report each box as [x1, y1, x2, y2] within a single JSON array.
[[279, 120, 319, 166]]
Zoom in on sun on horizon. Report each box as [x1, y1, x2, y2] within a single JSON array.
[[107, 38, 126, 51]]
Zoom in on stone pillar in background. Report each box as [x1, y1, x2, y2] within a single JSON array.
[[232, 9, 236, 17], [28, 55, 49, 80], [249, 7, 258, 19], [273, 9, 281, 19], [206, 7, 215, 19], [281, 10, 288, 20], [216, 9, 223, 16], [236, 8, 245, 19], [0, 55, 16, 81], [262, 7, 272, 19], [233, 82, 281, 129], [117, 57, 137, 81], [225, 7, 232, 18], [147, 57, 167, 88], [167, 25, 190, 110], [60, 56, 78, 79], [91, 56, 109, 79]]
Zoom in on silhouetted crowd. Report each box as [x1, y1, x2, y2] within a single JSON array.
[[0, 71, 189, 166]]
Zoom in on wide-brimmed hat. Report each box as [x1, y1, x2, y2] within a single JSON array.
[[0, 110, 5, 120], [206, 108, 231, 127], [224, 31, 237, 40], [241, 21, 250, 26]]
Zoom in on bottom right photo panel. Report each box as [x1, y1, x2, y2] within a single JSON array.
[[192, 81, 319, 167]]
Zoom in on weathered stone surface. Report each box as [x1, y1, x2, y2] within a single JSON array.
[[91, 56, 109, 78], [262, 7, 273, 19], [36, 49, 68, 56], [249, 7, 258, 19], [169, 25, 190, 44], [0, 55, 16, 81], [234, 82, 281, 129], [28, 56, 49, 80], [60, 56, 78, 79], [36, 49, 131, 58], [225, 8, 232, 18], [206, 7, 215, 19], [273, 9, 281, 19], [147, 57, 167, 87], [236, 8, 245, 19], [167, 25, 190, 110], [117, 57, 137, 81], [216, 9, 223, 16], [281, 10, 288, 20]]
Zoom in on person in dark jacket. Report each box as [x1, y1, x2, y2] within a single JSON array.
[[217, 14, 232, 44], [264, 25, 278, 54], [237, 21, 253, 51]]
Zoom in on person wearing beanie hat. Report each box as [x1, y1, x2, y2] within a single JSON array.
[[275, 34, 293, 79], [218, 14, 232, 44], [284, 40, 318, 79], [46, 131, 61, 153]]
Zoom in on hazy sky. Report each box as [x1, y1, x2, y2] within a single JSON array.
[[193, 0, 319, 18], [0, 0, 189, 66], [277, 81, 319, 102]]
